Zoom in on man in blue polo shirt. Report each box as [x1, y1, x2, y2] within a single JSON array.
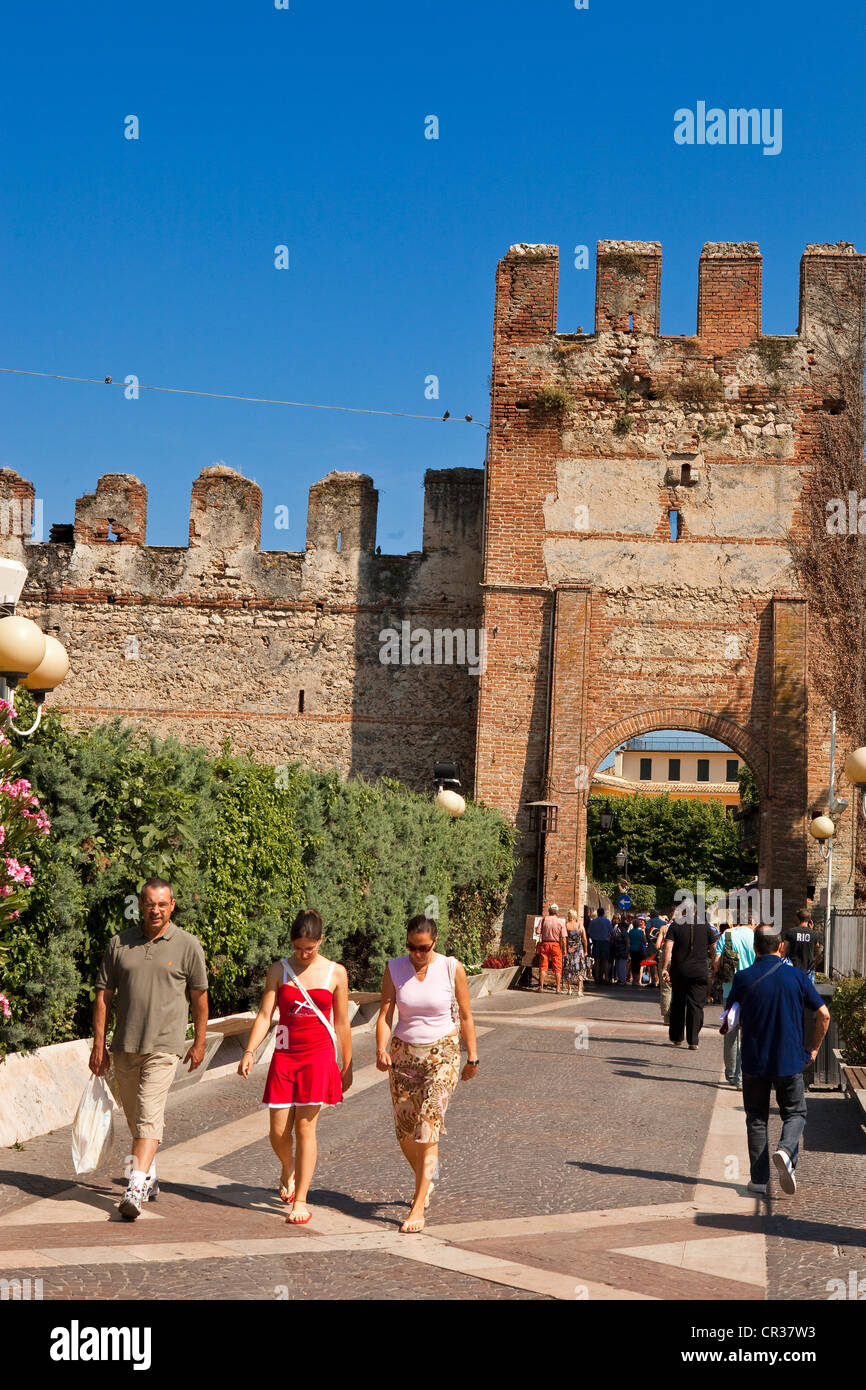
[[724, 927, 829, 1196]]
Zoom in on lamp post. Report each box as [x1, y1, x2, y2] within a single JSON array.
[[0, 559, 69, 736]]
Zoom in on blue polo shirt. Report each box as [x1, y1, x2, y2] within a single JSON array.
[[727, 955, 824, 1078], [588, 915, 613, 944]]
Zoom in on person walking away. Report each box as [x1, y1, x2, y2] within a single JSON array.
[[627, 918, 647, 988], [563, 909, 588, 997], [722, 927, 829, 1195], [90, 878, 209, 1221], [784, 909, 818, 986], [712, 916, 756, 1087], [654, 917, 671, 1021], [588, 906, 613, 985], [610, 917, 629, 985], [376, 915, 479, 1233], [240, 909, 352, 1225], [660, 907, 710, 1049], [537, 902, 568, 992]]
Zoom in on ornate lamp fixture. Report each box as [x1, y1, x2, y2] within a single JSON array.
[[0, 559, 69, 736]]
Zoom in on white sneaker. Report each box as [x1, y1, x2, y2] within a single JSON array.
[[143, 1177, 159, 1203], [747, 1181, 768, 1195], [772, 1149, 796, 1194], [117, 1180, 145, 1221]]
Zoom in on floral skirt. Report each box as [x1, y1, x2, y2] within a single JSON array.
[[388, 1032, 460, 1144], [563, 946, 587, 982]]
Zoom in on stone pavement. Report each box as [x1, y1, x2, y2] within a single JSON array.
[[0, 984, 864, 1302]]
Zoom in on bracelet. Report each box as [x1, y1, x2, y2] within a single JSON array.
[[243, 1050, 254, 1056]]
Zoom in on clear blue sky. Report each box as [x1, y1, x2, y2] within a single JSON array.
[[1, 1, 863, 551]]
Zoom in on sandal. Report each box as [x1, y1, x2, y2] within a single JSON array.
[[400, 1216, 425, 1234], [424, 1181, 435, 1210], [279, 1175, 296, 1205], [286, 1205, 311, 1225]]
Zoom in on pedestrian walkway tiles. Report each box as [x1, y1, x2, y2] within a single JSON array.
[[0, 1018, 768, 1300]]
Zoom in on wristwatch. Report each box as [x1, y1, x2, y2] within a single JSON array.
[[467, 1058, 479, 1067]]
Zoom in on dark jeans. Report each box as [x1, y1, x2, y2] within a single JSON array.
[[668, 975, 706, 1046], [742, 1072, 807, 1185]]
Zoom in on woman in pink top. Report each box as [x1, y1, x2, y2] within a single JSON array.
[[376, 914, 479, 1233]]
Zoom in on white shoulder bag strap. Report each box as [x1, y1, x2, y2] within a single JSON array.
[[283, 959, 340, 1062], [447, 954, 460, 1029]]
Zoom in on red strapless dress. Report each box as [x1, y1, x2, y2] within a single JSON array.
[[261, 973, 342, 1108]]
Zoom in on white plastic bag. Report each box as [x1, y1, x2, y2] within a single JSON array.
[[71, 1074, 116, 1175]]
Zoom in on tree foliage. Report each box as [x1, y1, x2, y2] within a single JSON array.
[[586, 792, 754, 910], [0, 697, 516, 1052]]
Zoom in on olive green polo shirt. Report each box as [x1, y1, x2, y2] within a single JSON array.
[[96, 922, 208, 1057]]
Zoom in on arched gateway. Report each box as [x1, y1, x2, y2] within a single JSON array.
[[475, 239, 865, 936]]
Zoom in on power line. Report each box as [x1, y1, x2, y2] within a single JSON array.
[[0, 366, 488, 428]]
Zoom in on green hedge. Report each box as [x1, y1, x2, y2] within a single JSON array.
[[0, 695, 516, 1052], [831, 974, 866, 1066]]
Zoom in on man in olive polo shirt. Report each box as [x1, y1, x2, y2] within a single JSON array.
[[90, 877, 208, 1221]]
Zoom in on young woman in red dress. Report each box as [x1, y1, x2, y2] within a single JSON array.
[[240, 909, 353, 1224]]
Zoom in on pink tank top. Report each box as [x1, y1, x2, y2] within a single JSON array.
[[389, 953, 456, 1045]]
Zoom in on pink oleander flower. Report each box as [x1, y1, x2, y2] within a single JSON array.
[[4, 857, 33, 886], [0, 884, 11, 898], [0, 825, 5, 846], [0, 698, 14, 717], [0, 993, 11, 1020], [8, 910, 19, 920]]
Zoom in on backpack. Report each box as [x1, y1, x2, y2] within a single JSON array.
[[717, 929, 740, 984]]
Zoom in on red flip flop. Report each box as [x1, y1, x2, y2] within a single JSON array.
[[286, 1208, 311, 1225]]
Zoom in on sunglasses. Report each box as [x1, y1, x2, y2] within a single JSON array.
[[406, 941, 434, 953]]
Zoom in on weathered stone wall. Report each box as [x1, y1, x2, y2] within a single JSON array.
[[0, 464, 484, 794], [478, 239, 865, 940]]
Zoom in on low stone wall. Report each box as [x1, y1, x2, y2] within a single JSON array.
[[0, 1039, 92, 1148]]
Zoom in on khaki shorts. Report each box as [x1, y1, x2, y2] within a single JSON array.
[[111, 1052, 178, 1141]]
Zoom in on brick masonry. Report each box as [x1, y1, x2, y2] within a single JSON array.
[[477, 239, 866, 939]]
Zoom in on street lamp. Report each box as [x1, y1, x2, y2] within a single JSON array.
[[599, 801, 614, 832], [843, 746, 866, 816], [616, 844, 629, 878], [809, 813, 835, 861], [433, 761, 466, 818], [0, 559, 69, 736]]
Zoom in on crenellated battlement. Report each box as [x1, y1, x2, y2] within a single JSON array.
[[496, 238, 866, 365], [0, 460, 486, 793], [0, 463, 483, 577]]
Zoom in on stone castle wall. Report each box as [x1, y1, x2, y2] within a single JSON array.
[[477, 239, 865, 937], [0, 464, 485, 794]]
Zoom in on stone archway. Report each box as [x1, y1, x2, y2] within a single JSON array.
[[586, 708, 769, 803]]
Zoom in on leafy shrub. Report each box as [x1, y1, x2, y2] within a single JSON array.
[[482, 945, 518, 969], [831, 974, 866, 1066], [664, 372, 723, 405], [532, 386, 572, 419], [1, 700, 516, 1050]]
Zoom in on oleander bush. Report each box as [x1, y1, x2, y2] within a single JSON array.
[[0, 695, 516, 1053]]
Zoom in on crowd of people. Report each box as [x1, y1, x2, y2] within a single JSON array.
[[536, 899, 828, 1197]]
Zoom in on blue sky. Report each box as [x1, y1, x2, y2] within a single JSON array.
[[1, 1, 863, 551]]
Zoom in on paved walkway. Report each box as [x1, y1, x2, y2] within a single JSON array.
[[1, 985, 864, 1301]]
